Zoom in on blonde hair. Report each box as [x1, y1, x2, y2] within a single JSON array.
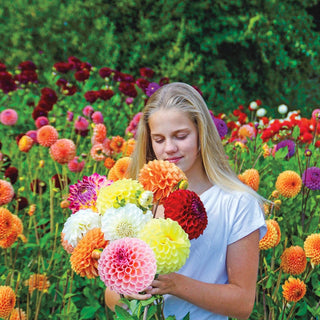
[[129, 82, 264, 203]]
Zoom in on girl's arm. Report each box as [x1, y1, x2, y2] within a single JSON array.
[[145, 229, 260, 320]]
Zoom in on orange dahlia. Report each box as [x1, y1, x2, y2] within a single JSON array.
[[0, 228, 19, 248], [109, 135, 125, 153], [6, 307, 26, 320], [49, 139, 76, 164], [28, 204, 36, 216], [0, 207, 14, 240], [280, 246, 307, 275], [37, 125, 59, 147], [104, 157, 115, 169], [238, 124, 256, 140], [70, 228, 108, 279], [275, 170, 302, 198], [120, 138, 135, 157], [18, 135, 33, 152], [92, 123, 107, 143], [304, 233, 320, 266], [138, 160, 187, 204], [0, 286, 16, 318], [238, 168, 260, 191], [259, 219, 281, 250], [282, 277, 306, 302], [0, 180, 14, 206], [107, 157, 131, 181], [24, 274, 50, 293]]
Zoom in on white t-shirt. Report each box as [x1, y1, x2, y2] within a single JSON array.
[[163, 185, 267, 320]]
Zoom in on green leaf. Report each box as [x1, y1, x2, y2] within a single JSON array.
[[292, 125, 300, 139], [182, 312, 190, 320], [114, 305, 136, 320], [80, 306, 98, 319]]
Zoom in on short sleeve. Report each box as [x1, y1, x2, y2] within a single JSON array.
[[227, 194, 267, 245]]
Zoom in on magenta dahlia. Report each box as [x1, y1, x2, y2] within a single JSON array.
[[302, 167, 320, 190]]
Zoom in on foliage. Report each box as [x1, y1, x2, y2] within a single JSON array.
[[1, 0, 320, 115]]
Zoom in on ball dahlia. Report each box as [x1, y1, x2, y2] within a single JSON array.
[[0, 286, 16, 318], [275, 170, 302, 198], [18, 135, 34, 152], [282, 277, 306, 302], [107, 157, 131, 181], [304, 233, 320, 266], [90, 143, 106, 161], [68, 156, 85, 173], [259, 219, 281, 250], [163, 189, 207, 240], [302, 167, 320, 190], [0, 109, 18, 125], [139, 218, 190, 274], [92, 123, 107, 144], [280, 246, 307, 275], [6, 307, 26, 320], [138, 160, 187, 204], [24, 274, 50, 293], [98, 237, 157, 295], [0, 207, 14, 240], [0, 179, 14, 205], [37, 125, 59, 147], [238, 168, 260, 192], [49, 139, 76, 164], [70, 228, 108, 278]]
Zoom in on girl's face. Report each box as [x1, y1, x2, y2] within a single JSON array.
[[149, 109, 202, 177]]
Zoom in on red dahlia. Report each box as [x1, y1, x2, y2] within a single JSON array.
[[163, 189, 208, 240]]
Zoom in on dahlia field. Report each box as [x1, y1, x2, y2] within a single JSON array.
[[0, 57, 320, 319]]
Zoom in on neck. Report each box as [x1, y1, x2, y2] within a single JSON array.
[[185, 165, 213, 196]]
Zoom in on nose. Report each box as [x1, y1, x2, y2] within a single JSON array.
[[164, 139, 178, 153]]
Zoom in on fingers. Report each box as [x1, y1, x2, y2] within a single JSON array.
[[123, 292, 152, 300]]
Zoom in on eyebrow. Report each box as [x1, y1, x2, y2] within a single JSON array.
[[150, 128, 190, 137]]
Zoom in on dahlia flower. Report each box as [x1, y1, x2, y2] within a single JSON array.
[[120, 138, 135, 157], [92, 123, 107, 144], [138, 160, 187, 204], [70, 228, 108, 278], [275, 170, 302, 198], [98, 237, 157, 295], [62, 209, 101, 248], [109, 136, 125, 153], [37, 125, 59, 147], [35, 116, 49, 128], [107, 157, 131, 181], [0, 208, 14, 240], [163, 189, 207, 240], [4, 167, 18, 185], [96, 179, 145, 215], [7, 308, 26, 320], [92, 111, 104, 124], [0, 286, 16, 318], [139, 218, 190, 274], [146, 82, 160, 97], [104, 157, 116, 169], [238, 124, 256, 140], [302, 167, 320, 190], [282, 277, 306, 302], [68, 173, 112, 213], [304, 233, 320, 266], [0, 179, 14, 205], [138, 191, 154, 209], [312, 108, 320, 120], [101, 203, 152, 241], [83, 105, 94, 117], [61, 232, 74, 254], [0, 109, 18, 125], [212, 116, 228, 138], [18, 135, 34, 152], [278, 104, 288, 114], [74, 116, 89, 131], [68, 156, 85, 173], [50, 139, 76, 164], [259, 219, 281, 250], [275, 139, 296, 159], [90, 143, 106, 161], [280, 246, 307, 275], [24, 274, 50, 293], [238, 168, 260, 192]]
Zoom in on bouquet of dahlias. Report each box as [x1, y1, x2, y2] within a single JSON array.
[[61, 160, 208, 320]]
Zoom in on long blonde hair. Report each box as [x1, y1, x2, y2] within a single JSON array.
[[129, 82, 264, 203]]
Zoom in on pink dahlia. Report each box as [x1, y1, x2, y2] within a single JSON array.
[[163, 189, 208, 240], [0, 109, 18, 125], [68, 173, 112, 213], [0, 179, 14, 205], [98, 237, 157, 295], [91, 111, 104, 124], [302, 167, 320, 190], [74, 116, 89, 131], [35, 116, 49, 129], [49, 139, 76, 164], [68, 157, 85, 173], [37, 125, 58, 147]]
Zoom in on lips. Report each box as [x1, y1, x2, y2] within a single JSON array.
[[166, 157, 182, 163]]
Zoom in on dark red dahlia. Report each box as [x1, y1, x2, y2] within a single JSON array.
[[159, 77, 170, 86], [56, 78, 68, 87], [14, 196, 29, 211], [80, 62, 92, 71], [32, 106, 48, 120], [98, 67, 114, 78], [139, 67, 154, 78], [136, 78, 150, 93], [18, 61, 37, 71], [54, 62, 73, 73], [4, 166, 18, 184], [30, 179, 47, 194], [51, 174, 71, 190], [68, 56, 82, 70], [0, 71, 17, 93], [84, 90, 100, 103], [41, 87, 58, 105], [118, 81, 137, 98], [0, 63, 6, 72], [37, 99, 54, 111], [74, 69, 90, 82], [113, 71, 135, 83], [14, 70, 38, 84], [99, 89, 114, 101], [163, 189, 208, 240]]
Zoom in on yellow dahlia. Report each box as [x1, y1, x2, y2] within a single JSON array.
[[259, 219, 281, 250], [70, 228, 108, 279], [275, 170, 302, 198], [96, 178, 144, 215], [18, 135, 33, 152], [280, 246, 307, 275], [139, 218, 190, 274], [0, 286, 16, 318], [238, 168, 260, 191], [282, 277, 306, 302], [138, 160, 187, 204], [304, 233, 320, 266]]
